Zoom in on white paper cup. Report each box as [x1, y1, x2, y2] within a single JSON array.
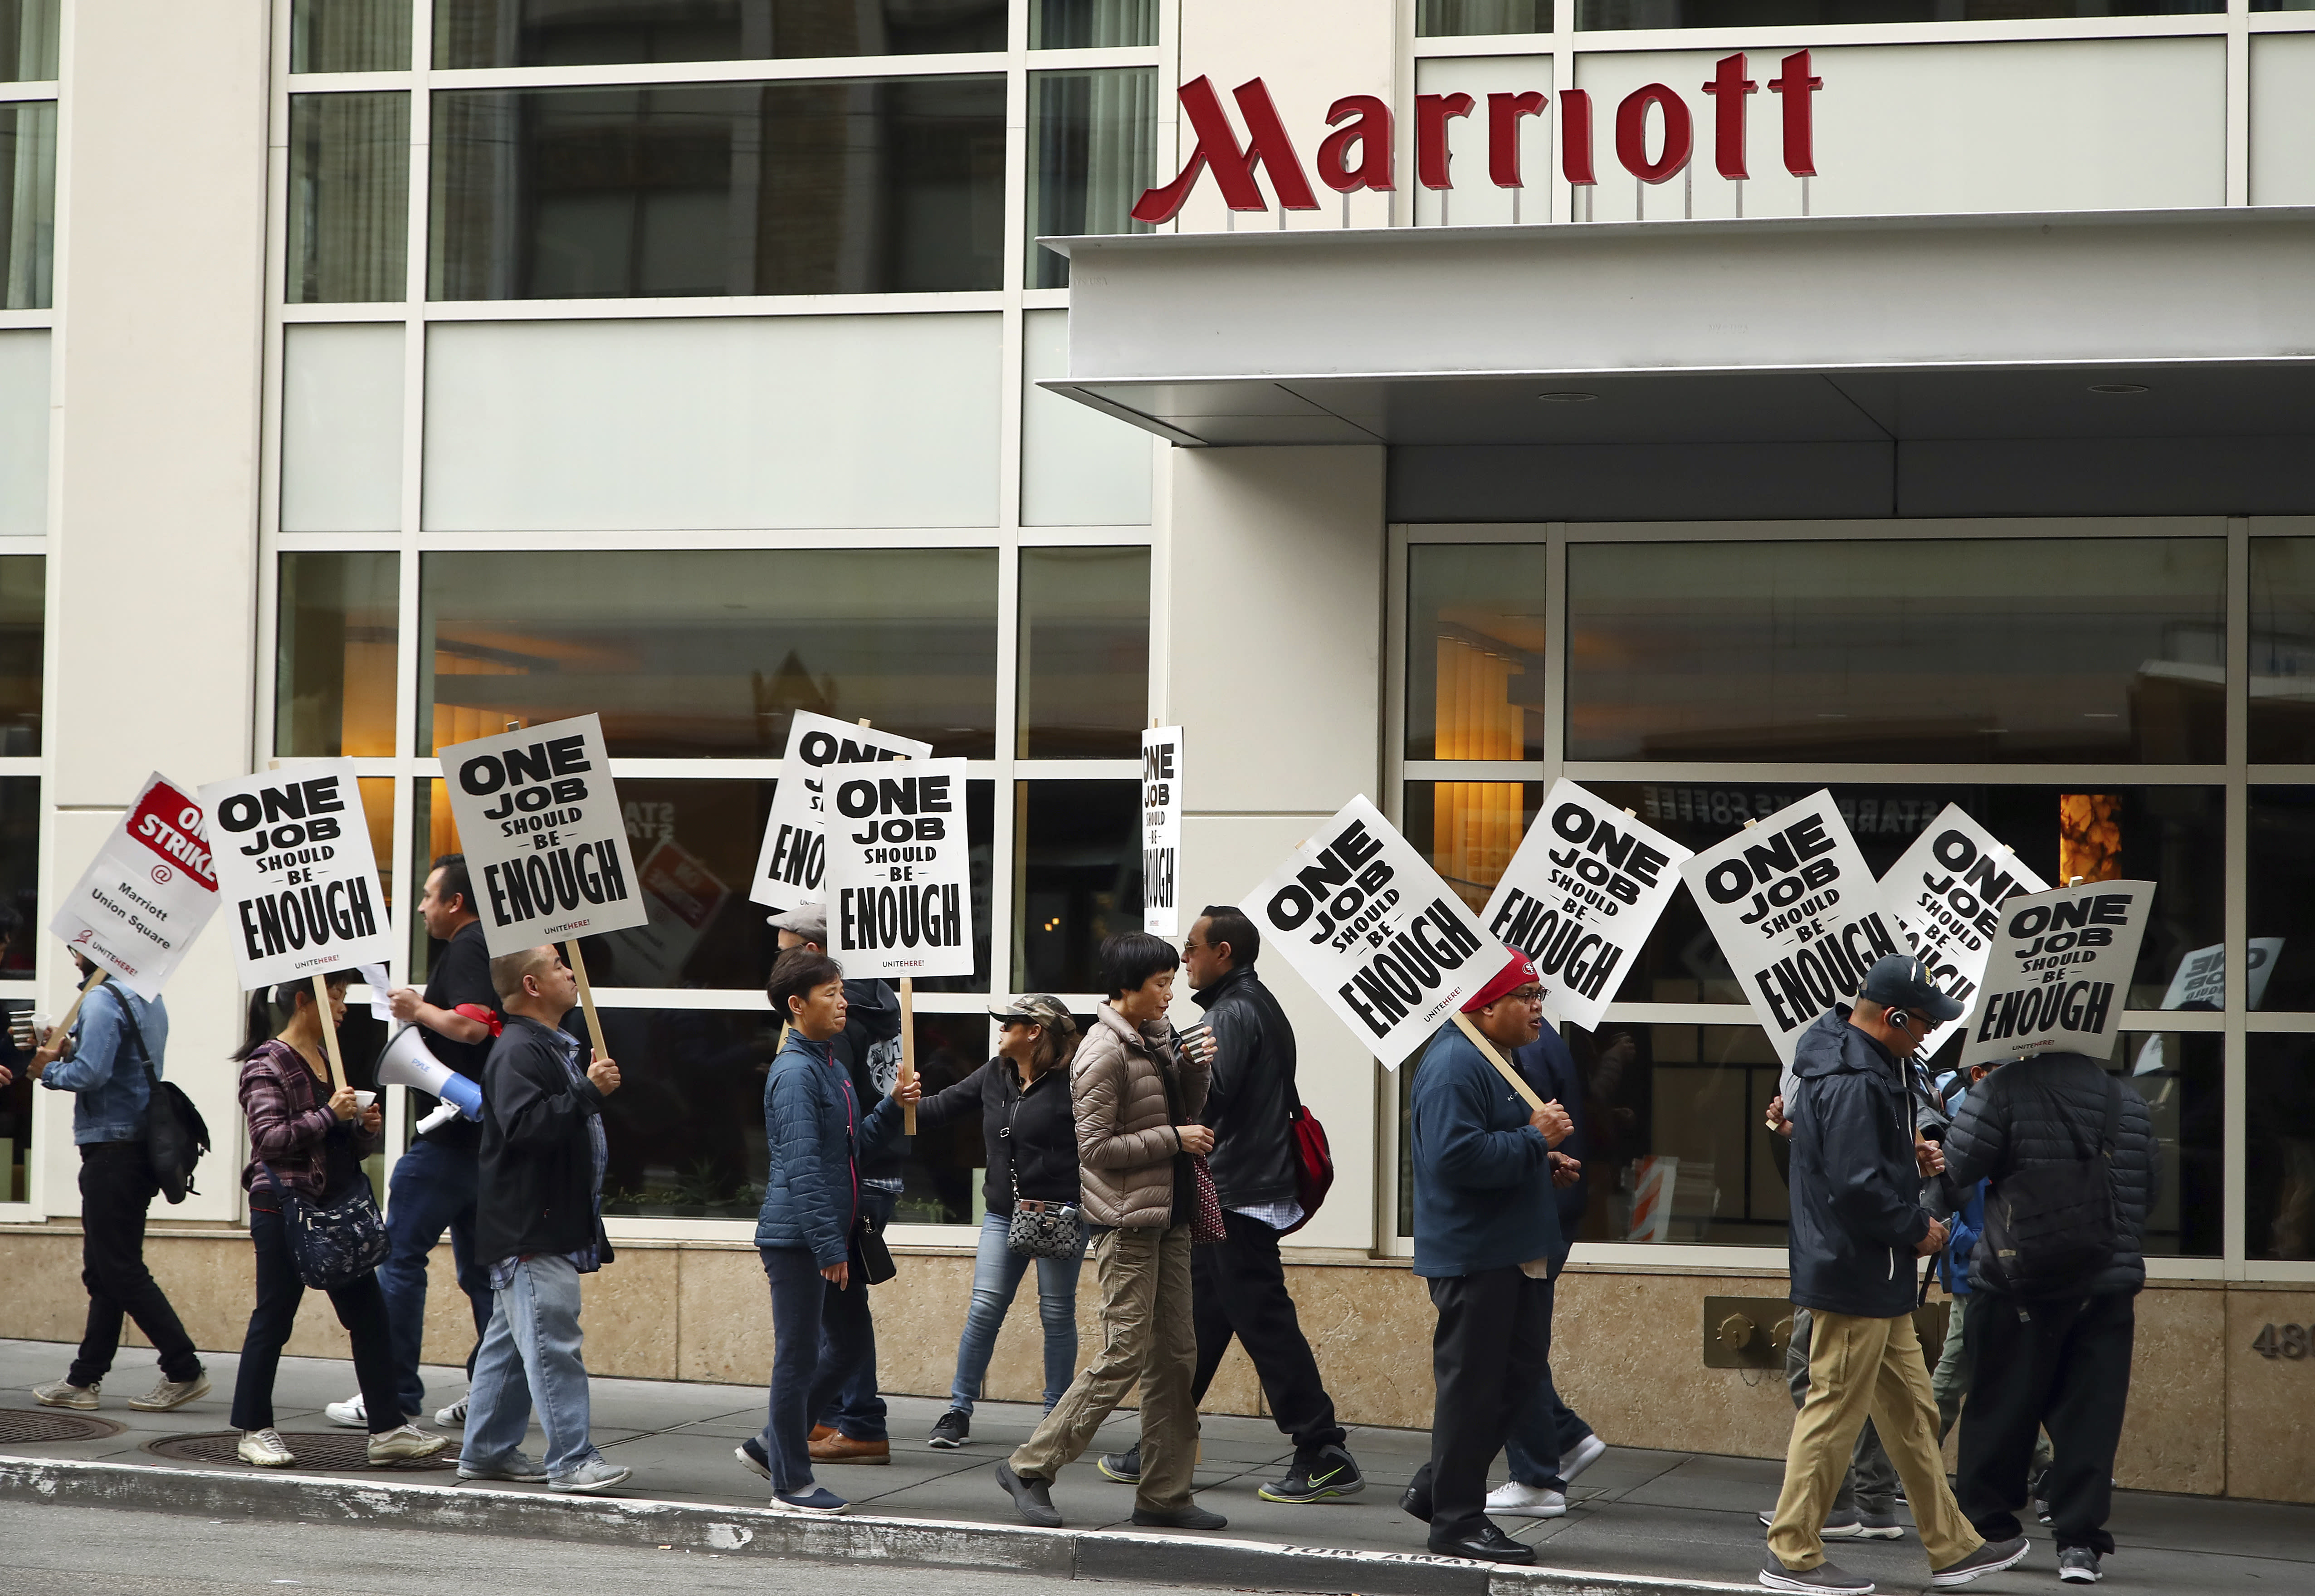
[[352, 1090, 377, 1111]]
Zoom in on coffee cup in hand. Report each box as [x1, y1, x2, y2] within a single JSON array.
[[352, 1090, 377, 1112]]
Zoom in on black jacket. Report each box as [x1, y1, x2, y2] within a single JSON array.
[[1941, 1052, 2159, 1298], [1512, 1021, 1587, 1234], [915, 1054, 1079, 1217], [1786, 1006, 1932, 1318], [835, 978, 908, 1182], [1194, 966, 1300, 1208], [476, 1015, 614, 1269]]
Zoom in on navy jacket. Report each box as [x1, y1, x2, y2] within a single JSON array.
[[1511, 1020, 1587, 1235], [1785, 1006, 1933, 1319], [1408, 1023, 1559, 1279], [754, 1028, 906, 1268]]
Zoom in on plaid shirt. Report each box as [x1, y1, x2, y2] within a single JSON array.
[[239, 1038, 378, 1203]]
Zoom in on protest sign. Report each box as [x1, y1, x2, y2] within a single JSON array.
[[825, 757, 975, 980], [1959, 880, 2155, 1068], [50, 772, 221, 1001], [1480, 780, 1689, 1031], [751, 710, 932, 910], [1241, 796, 1499, 1069], [1142, 726, 1183, 936], [621, 839, 730, 986], [2162, 938, 2281, 1011], [1877, 804, 2050, 1055], [202, 762, 395, 991], [1680, 789, 1903, 1067]]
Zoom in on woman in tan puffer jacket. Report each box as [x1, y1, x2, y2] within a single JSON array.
[[998, 932, 1221, 1532]]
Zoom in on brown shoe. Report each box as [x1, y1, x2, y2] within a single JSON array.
[[809, 1424, 836, 1444], [809, 1431, 890, 1465]]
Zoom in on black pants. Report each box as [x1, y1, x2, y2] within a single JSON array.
[[230, 1204, 403, 1434], [68, 1142, 200, 1389], [1191, 1209, 1346, 1452], [1418, 1266, 1552, 1542], [1957, 1289, 2136, 1556]]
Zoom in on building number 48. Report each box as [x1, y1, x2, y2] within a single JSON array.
[[2250, 1323, 2312, 1359]]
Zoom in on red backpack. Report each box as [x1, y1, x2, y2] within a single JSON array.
[[1279, 1101, 1334, 1236]]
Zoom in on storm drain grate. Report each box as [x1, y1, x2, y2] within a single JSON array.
[[146, 1430, 458, 1472], [0, 1407, 125, 1445]]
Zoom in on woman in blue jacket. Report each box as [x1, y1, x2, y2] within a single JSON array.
[[743, 948, 918, 1517]]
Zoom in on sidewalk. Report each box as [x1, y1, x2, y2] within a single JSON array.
[[1, 1337, 2307, 1594]]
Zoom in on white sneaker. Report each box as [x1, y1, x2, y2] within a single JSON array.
[[548, 1457, 633, 1494], [31, 1379, 98, 1410], [1560, 1433, 1607, 1482], [324, 1393, 367, 1429], [1485, 1480, 1568, 1518], [435, 1393, 469, 1427], [457, 1450, 548, 1483], [238, 1429, 297, 1467], [367, 1423, 449, 1463]]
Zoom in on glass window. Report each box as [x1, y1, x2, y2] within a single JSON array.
[[2249, 787, 2315, 1012], [1017, 546, 1148, 758], [357, 776, 398, 911], [899, 1008, 1002, 1225], [2249, 537, 2315, 763], [420, 547, 1000, 758], [0, 1, 57, 81], [281, 323, 404, 534], [1402, 780, 1542, 917], [2111, 1030, 2219, 1258], [1407, 543, 1549, 762], [1418, 0, 1550, 34], [1567, 537, 2226, 763], [434, 0, 1008, 69], [277, 552, 399, 758], [1026, 68, 1156, 289], [293, 0, 413, 72], [0, 554, 40, 755], [429, 76, 1005, 300], [1, 103, 55, 310], [288, 92, 410, 304], [1014, 780, 1139, 992], [0, 776, 38, 973], [1577, 0, 2214, 24], [1033, 0, 1157, 47], [2247, 1034, 2315, 1260]]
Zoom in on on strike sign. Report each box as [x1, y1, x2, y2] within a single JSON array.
[[1142, 726, 1183, 936], [1681, 789, 1902, 1067], [825, 757, 974, 978], [1877, 805, 2048, 1055], [51, 772, 221, 1000], [1481, 780, 1689, 1031], [202, 761, 395, 988], [1960, 880, 2154, 1068], [752, 711, 931, 910], [1242, 796, 1497, 1067], [440, 714, 648, 955]]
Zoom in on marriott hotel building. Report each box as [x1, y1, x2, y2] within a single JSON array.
[[2, 0, 2313, 1503]]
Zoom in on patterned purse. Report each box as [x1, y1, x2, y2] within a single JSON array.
[[257, 1151, 390, 1292], [1006, 1164, 1084, 1259]]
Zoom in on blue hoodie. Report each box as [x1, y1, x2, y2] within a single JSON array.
[[1408, 1022, 1559, 1279]]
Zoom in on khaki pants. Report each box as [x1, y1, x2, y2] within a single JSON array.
[[1768, 1308, 1983, 1573], [1009, 1223, 1198, 1510]]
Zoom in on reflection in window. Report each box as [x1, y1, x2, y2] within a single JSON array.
[[0, 1, 56, 82], [1418, 0, 1549, 34], [0, 776, 38, 974], [1014, 781, 1139, 993], [1568, 538, 2226, 763], [293, 0, 412, 72], [1026, 68, 1157, 289], [898, 1009, 999, 1225], [0, 103, 54, 309], [288, 92, 410, 303], [1018, 547, 1148, 758], [357, 776, 398, 911], [2249, 788, 2315, 1012], [1033, 0, 1157, 47], [2248, 538, 2315, 762], [419, 547, 999, 758], [429, 76, 1005, 300], [435, 0, 1008, 68], [277, 551, 399, 758], [2107, 1031, 2218, 1257], [1406, 544, 1549, 762], [0, 555, 39, 755], [2247, 1034, 2315, 1259], [1578, 0, 2213, 24], [1402, 781, 1542, 918]]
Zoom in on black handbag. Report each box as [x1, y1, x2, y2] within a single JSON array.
[[112, 991, 208, 1205], [852, 1209, 897, 1286], [257, 1148, 390, 1292]]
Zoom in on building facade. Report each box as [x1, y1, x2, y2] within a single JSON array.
[[0, 0, 2310, 1503]]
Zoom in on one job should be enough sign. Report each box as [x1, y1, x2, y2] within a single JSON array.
[[201, 761, 395, 988]]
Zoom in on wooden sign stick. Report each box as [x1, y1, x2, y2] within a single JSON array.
[[565, 939, 608, 1062], [1451, 1010, 1547, 1113], [48, 965, 108, 1047], [311, 972, 346, 1091], [900, 976, 918, 1135]]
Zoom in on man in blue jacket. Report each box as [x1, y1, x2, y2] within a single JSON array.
[[1399, 952, 1573, 1565]]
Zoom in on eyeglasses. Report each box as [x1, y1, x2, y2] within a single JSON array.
[[1510, 985, 1544, 1005]]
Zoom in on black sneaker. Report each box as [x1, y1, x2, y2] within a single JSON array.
[[1260, 1444, 1365, 1503], [996, 1461, 1062, 1528], [735, 1437, 771, 1481], [1131, 1501, 1227, 1530], [1096, 1444, 1141, 1484], [1932, 1536, 2031, 1587], [1759, 1562, 1874, 1594], [928, 1410, 969, 1449]]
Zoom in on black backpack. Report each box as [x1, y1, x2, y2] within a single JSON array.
[[1979, 1066, 2123, 1300], [112, 992, 209, 1205]]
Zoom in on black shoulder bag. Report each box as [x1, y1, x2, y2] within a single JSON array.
[[1980, 1069, 2124, 1300], [112, 991, 209, 1205]]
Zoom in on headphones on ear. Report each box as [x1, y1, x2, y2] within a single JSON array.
[[1886, 1008, 1913, 1032]]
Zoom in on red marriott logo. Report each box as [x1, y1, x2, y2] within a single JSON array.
[[1132, 52, 1822, 224]]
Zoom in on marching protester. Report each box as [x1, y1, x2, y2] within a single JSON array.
[[1761, 955, 2027, 1595], [327, 855, 498, 1435], [1098, 906, 1362, 1503], [12, 952, 207, 1414], [996, 932, 1222, 1533], [768, 903, 907, 1465], [1939, 1050, 2157, 1586], [912, 994, 1085, 1450], [458, 946, 626, 1493], [230, 974, 444, 1466], [740, 947, 921, 1515], [1399, 952, 1574, 1565]]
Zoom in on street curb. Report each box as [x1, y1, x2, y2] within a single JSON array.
[[0, 1454, 1757, 1596]]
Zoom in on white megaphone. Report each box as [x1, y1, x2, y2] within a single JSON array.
[[377, 1025, 484, 1122]]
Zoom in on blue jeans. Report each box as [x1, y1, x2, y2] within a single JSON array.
[[461, 1254, 601, 1481], [815, 1185, 895, 1441], [1504, 1252, 1595, 1489], [948, 1209, 1084, 1415], [378, 1137, 492, 1419], [761, 1244, 876, 1495]]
